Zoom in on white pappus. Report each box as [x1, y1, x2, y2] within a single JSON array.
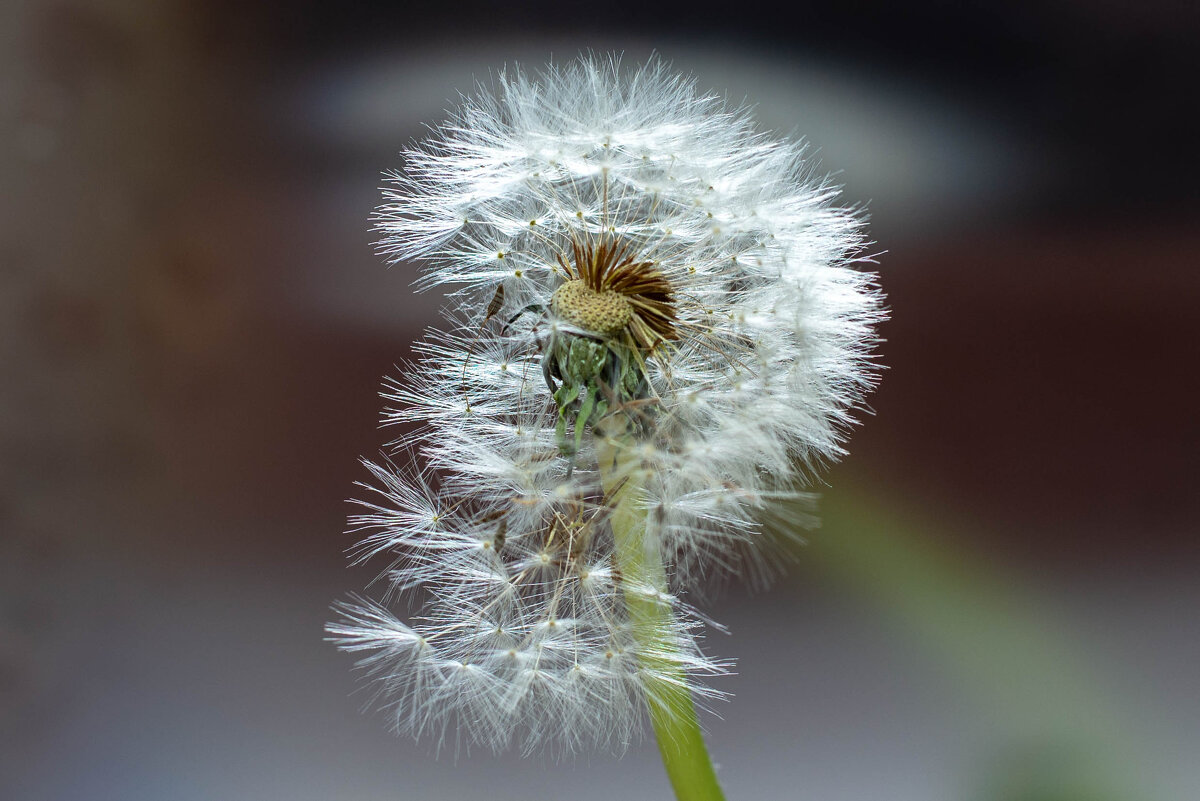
[[327, 55, 885, 755]]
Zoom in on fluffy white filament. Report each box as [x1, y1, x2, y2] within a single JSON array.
[[328, 55, 884, 754]]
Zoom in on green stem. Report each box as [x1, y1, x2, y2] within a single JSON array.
[[597, 422, 727, 801]]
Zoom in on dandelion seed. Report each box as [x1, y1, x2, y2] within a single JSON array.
[[328, 54, 884, 792]]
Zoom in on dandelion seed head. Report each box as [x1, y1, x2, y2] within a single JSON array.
[[329, 54, 884, 755]]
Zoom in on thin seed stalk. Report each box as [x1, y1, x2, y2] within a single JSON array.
[[597, 419, 726, 801]]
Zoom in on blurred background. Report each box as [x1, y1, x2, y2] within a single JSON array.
[[2, 1, 1198, 799]]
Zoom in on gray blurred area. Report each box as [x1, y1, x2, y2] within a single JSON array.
[[2, 1, 1198, 799]]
